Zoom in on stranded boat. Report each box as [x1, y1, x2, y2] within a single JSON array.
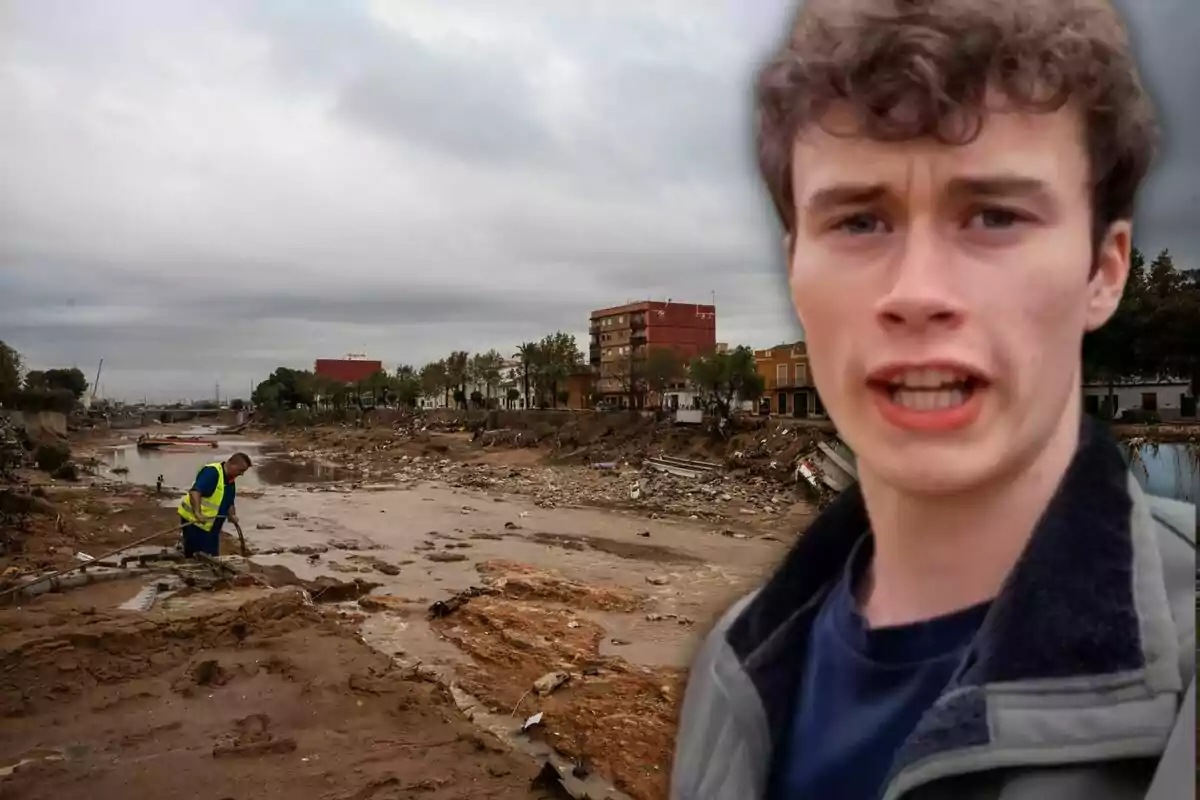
[[136, 434, 219, 450]]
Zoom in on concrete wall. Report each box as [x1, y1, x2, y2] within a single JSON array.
[[1, 410, 68, 442]]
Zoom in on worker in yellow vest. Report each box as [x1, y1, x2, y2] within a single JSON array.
[[178, 452, 252, 557]]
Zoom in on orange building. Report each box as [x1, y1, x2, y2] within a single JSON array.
[[753, 341, 825, 417], [563, 369, 596, 410]]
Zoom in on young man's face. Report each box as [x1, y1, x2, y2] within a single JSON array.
[[787, 101, 1131, 494]]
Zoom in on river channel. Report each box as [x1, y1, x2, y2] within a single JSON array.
[[97, 427, 350, 490]]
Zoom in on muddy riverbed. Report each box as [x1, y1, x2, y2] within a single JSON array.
[[5, 426, 801, 799]]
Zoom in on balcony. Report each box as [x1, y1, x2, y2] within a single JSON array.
[[770, 376, 814, 390], [630, 315, 646, 330]]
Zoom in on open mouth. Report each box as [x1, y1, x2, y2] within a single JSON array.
[[867, 367, 989, 429]]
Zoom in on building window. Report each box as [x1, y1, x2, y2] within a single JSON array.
[[795, 363, 807, 385], [776, 363, 788, 385], [618, 316, 625, 324], [1142, 392, 1157, 411]]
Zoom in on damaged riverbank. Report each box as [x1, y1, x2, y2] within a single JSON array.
[[4, 405, 1196, 799], [1, 418, 806, 799]]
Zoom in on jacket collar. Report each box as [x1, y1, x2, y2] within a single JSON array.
[[727, 416, 1176, 748]]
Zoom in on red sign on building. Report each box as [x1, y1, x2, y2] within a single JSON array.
[[314, 358, 383, 384]]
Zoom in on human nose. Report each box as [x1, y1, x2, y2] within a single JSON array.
[[873, 227, 965, 333]]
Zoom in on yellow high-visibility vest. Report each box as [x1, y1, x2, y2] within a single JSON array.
[[178, 461, 226, 532]]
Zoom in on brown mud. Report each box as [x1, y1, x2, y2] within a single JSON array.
[[0, 582, 541, 800]]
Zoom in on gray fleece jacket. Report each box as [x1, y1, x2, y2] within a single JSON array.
[[671, 418, 1195, 799]]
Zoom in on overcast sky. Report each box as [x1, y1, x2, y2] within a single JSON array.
[[1, 0, 1196, 403]]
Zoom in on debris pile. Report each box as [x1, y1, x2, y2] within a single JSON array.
[[276, 412, 837, 523]]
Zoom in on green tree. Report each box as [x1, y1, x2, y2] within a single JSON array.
[[1142, 249, 1200, 395], [251, 367, 315, 411], [43, 367, 89, 399], [536, 332, 582, 409], [506, 387, 521, 408], [394, 365, 421, 408], [471, 349, 504, 406], [419, 360, 449, 407], [358, 369, 395, 408], [1082, 246, 1200, 408], [22, 370, 47, 391], [0, 341, 23, 397], [689, 346, 765, 432], [642, 347, 686, 407]]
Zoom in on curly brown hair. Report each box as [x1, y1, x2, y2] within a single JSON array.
[[757, 0, 1159, 245]]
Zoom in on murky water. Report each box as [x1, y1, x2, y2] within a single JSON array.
[[98, 428, 349, 490], [1124, 443, 1199, 502]]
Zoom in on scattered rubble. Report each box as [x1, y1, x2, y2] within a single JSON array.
[[276, 413, 832, 521]]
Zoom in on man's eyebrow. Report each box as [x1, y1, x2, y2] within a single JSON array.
[[803, 183, 889, 213], [946, 175, 1051, 199], [802, 175, 1053, 213]]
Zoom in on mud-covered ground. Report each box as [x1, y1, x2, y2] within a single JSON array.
[[0, 582, 541, 800], [1, 419, 816, 800]]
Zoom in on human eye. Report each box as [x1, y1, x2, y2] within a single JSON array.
[[831, 212, 890, 236], [965, 206, 1028, 231]]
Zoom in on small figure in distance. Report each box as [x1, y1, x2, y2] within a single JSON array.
[[670, 1, 1195, 799]]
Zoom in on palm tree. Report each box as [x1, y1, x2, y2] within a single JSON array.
[[445, 351, 470, 409], [515, 342, 540, 409], [475, 349, 504, 407]]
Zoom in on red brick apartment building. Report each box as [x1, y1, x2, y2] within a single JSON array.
[[314, 357, 383, 384], [589, 300, 716, 407]]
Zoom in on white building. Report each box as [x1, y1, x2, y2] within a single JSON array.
[[1082, 379, 1195, 419], [498, 359, 531, 409]]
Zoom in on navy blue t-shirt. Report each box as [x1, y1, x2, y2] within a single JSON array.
[[771, 536, 990, 800], [189, 465, 235, 535]]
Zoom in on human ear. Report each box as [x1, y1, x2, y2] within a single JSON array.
[[1084, 221, 1132, 331]]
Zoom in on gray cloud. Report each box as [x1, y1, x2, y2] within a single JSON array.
[[0, 0, 1194, 402]]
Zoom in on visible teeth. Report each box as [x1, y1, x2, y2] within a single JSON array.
[[889, 368, 968, 389], [892, 388, 967, 411]]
